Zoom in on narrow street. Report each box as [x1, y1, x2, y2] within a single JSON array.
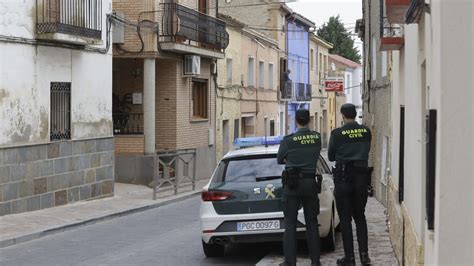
[[0, 196, 273, 265], [1, 195, 397, 266]]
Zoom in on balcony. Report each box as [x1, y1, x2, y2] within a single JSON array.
[[281, 82, 312, 102], [159, 3, 229, 59], [380, 18, 404, 51], [36, 0, 103, 44], [385, 0, 410, 24]]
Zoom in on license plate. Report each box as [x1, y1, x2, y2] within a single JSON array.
[[236, 220, 280, 232]]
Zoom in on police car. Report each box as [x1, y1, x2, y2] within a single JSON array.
[[200, 136, 339, 257]]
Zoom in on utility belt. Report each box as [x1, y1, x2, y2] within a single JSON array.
[[332, 162, 373, 183], [282, 168, 323, 193]]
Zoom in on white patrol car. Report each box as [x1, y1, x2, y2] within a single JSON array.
[[200, 136, 339, 257]]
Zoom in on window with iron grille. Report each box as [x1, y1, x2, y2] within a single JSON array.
[[50, 82, 71, 141]]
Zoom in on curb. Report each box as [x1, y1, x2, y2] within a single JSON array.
[[0, 190, 201, 249]]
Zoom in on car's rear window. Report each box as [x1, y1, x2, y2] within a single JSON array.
[[211, 155, 284, 182]]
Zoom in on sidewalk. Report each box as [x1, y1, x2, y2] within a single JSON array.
[[0, 180, 208, 248], [257, 197, 399, 266]]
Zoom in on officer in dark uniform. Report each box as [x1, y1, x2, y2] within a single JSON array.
[[328, 103, 372, 266], [277, 109, 322, 266]]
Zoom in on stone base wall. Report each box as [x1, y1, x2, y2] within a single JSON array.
[[386, 176, 425, 265], [402, 204, 424, 265], [387, 177, 403, 262], [0, 138, 114, 216]]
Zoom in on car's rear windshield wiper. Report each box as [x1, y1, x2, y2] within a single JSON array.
[[256, 176, 281, 182]]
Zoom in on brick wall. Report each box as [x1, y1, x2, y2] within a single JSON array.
[[156, 59, 178, 150], [0, 138, 114, 216], [113, 0, 157, 54], [115, 135, 145, 155], [176, 59, 215, 150]]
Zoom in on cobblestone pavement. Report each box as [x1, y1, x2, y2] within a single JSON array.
[[258, 197, 399, 266]]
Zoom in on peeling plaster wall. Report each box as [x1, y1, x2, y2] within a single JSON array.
[[0, 1, 36, 39], [0, 0, 113, 147]]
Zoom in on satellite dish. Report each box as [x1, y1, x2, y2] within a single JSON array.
[[331, 63, 336, 71]]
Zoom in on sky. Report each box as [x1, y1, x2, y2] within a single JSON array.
[[287, 0, 363, 54]]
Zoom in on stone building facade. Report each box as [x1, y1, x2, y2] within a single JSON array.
[[0, 0, 114, 216], [215, 15, 281, 160]]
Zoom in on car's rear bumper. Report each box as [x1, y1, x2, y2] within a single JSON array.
[[200, 202, 333, 244]]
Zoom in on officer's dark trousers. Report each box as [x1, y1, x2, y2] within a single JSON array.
[[334, 172, 369, 258], [282, 193, 320, 265]]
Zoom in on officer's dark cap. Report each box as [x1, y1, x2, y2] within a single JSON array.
[[296, 109, 310, 125], [340, 103, 357, 119]]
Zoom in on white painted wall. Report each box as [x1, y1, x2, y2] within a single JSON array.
[[391, 0, 474, 263], [0, 0, 113, 147], [401, 24, 425, 239], [432, 1, 473, 264]]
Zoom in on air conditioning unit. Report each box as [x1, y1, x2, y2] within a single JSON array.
[[183, 55, 200, 76]]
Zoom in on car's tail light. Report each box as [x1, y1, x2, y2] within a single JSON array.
[[201, 190, 232, 201]]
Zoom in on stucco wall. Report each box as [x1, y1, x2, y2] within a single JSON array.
[[0, 0, 113, 147]]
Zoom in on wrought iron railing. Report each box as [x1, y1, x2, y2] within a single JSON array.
[[160, 3, 229, 51], [113, 112, 144, 135], [280, 82, 312, 102], [380, 17, 403, 38], [153, 149, 197, 199], [36, 0, 102, 39]]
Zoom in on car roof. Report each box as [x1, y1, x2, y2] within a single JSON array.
[[222, 145, 280, 160]]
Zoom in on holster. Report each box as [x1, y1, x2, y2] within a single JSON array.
[[332, 162, 354, 182], [316, 174, 323, 193], [282, 168, 300, 189]]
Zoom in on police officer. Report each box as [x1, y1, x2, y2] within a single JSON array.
[[328, 103, 372, 266], [277, 109, 322, 266]]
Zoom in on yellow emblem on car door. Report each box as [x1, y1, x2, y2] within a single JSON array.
[[265, 184, 276, 199]]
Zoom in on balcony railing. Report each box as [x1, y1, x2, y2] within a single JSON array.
[[113, 112, 144, 135], [380, 17, 404, 51], [36, 0, 102, 39], [281, 82, 312, 102], [160, 3, 229, 51]]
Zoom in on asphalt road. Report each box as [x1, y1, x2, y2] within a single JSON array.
[[0, 196, 277, 266]]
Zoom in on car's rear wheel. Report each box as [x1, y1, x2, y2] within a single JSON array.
[[322, 211, 336, 251], [202, 240, 225, 257]]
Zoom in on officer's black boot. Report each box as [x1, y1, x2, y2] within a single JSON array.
[[360, 252, 371, 265], [336, 256, 355, 266]]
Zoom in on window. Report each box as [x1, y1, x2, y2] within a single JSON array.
[[192, 79, 208, 118], [226, 58, 233, 85], [259, 61, 265, 88], [50, 82, 71, 141], [270, 120, 275, 136], [268, 63, 274, 90], [242, 116, 255, 137], [310, 49, 314, 69], [247, 57, 255, 87]]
